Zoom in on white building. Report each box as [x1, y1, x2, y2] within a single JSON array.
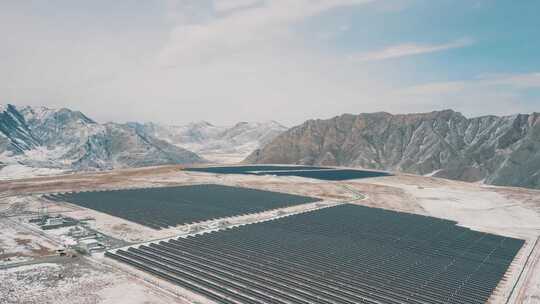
[[78, 238, 104, 253]]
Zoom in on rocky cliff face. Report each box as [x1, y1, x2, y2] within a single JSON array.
[[246, 110, 540, 189], [0, 104, 204, 175], [0, 104, 40, 154]]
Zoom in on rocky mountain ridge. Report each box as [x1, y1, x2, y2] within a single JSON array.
[[0, 104, 204, 177], [246, 110, 540, 189], [0, 104, 287, 179]]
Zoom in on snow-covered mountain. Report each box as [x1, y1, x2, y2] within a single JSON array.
[[0, 104, 41, 154], [130, 120, 287, 163], [0, 104, 204, 179], [0, 104, 287, 179]]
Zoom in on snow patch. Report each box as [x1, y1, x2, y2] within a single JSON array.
[[0, 164, 65, 180]]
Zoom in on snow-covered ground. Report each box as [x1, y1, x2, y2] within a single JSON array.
[[1, 166, 539, 303], [0, 218, 57, 265], [0, 164, 65, 180], [357, 174, 540, 303], [361, 175, 540, 239], [0, 259, 181, 304], [0, 148, 68, 180]]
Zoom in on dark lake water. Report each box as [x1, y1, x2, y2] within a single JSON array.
[[253, 169, 391, 180], [185, 165, 391, 181], [185, 165, 328, 174]]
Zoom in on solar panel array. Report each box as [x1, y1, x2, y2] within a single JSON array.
[[185, 165, 391, 181], [106, 204, 524, 304], [46, 184, 320, 230]]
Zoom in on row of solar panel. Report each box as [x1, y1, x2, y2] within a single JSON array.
[[106, 204, 524, 304], [172, 233, 499, 303], [106, 235, 498, 304], [45, 184, 320, 229]]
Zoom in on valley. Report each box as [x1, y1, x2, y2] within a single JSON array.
[[1, 164, 539, 303], [2, 2, 539, 303]]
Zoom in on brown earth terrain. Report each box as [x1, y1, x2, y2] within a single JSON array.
[[1, 165, 539, 303]]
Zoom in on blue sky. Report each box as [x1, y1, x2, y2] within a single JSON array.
[[1, 0, 538, 125]]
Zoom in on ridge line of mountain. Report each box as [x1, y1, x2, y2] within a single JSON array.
[[0, 104, 286, 178], [245, 109, 540, 189]]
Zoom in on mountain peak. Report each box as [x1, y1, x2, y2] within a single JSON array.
[[230, 120, 286, 129], [263, 120, 287, 128], [0, 105, 205, 177], [246, 110, 540, 190], [189, 120, 214, 128]]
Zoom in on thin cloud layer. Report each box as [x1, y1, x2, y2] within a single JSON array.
[[351, 38, 474, 62], [0, 1, 538, 125], [391, 73, 540, 116], [158, 0, 373, 67]]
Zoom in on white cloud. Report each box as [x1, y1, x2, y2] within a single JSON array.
[[157, 0, 373, 67], [339, 24, 350, 31], [388, 73, 540, 116], [400, 73, 540, 95], [0, 0, 380, 125], [214, 0, 261, 12], [476, 73, 540, 88], [351, 37, 474, 62], [0, 1, 536, 127]]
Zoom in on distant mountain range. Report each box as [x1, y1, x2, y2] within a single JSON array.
[[3, 104, 540, 190], [130, 120, 286, 163], [246, 110, 540, 189], [0, 104, 285, 179]]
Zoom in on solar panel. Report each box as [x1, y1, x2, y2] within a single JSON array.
[[46, 184, 320, 229], [106, 204, 524, 303]]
